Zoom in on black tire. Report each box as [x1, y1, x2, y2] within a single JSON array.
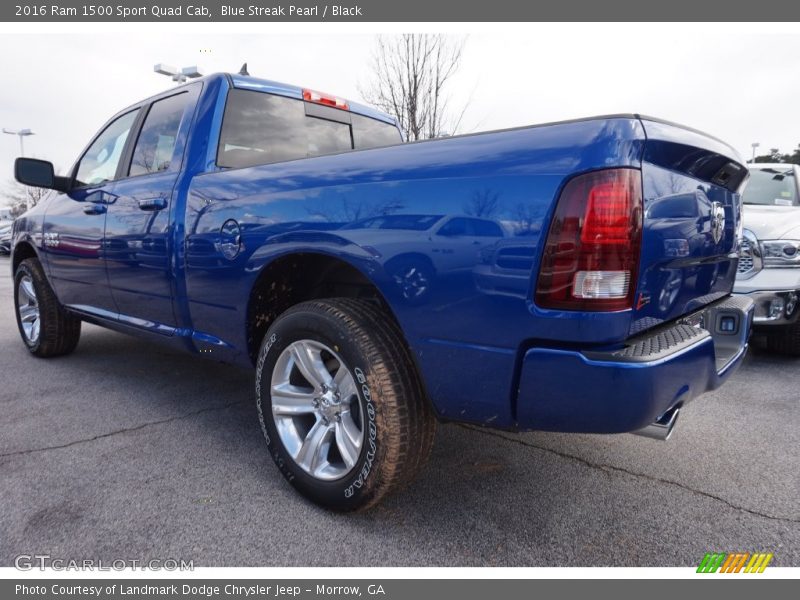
[[14, 258, 81, 357], [764, 323, 800, 356], [255, 298, 436, 511]]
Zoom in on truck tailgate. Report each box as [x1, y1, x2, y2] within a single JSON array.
[[630, 117, 749, 336]]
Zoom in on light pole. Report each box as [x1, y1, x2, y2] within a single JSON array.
[[750, 142, 760, 163], [4, 128, 36, 211], [3, 128, 34, 156], [154, 64, 204, 84]]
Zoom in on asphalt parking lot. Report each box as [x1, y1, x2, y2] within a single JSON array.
[[0, 254, 798, 567]]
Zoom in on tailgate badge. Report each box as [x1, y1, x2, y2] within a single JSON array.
[[710, 202, 725, 244]]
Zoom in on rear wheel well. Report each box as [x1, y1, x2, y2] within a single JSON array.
[[246, 253, 392, 364], [12, 242, 38, 273]]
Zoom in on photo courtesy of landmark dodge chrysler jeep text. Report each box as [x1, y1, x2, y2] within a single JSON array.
[[10, 73, 753, 510]]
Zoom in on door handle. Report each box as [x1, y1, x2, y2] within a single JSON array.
[[138, 197, 168, 211], [83, 203, 106, 215]]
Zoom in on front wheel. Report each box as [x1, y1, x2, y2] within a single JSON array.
[[255, 298, 436, 511], [14, 258, 81, 357]]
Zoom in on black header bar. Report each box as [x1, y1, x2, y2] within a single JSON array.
[[4, 1, 800, 22]]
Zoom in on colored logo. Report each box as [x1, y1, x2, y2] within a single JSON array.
[[697, 552, 773, 573]]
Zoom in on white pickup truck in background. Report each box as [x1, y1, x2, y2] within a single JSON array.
[[735, 163, 800, 354]]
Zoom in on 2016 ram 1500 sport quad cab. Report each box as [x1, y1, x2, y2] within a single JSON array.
[[11, 73, 753, 510]]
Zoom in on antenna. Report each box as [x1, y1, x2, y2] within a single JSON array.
[[238, 63, 249, 76]]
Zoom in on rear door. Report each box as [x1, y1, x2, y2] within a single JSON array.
[[468, 217, 506, 263], [432, 217, 505, 273], [431, 217, 475, 272], [104, 87, 197, 330]]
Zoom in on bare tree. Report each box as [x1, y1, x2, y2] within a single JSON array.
[[512, 202, 544, 236], [304, 197, 406, 223], [464, 188, 501, 218], [3, 181, 50, 218], [360, 34, 467, 141]]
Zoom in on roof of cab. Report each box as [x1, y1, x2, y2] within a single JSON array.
[[110, 72, 396, 132], [224, 72, 396, 125]]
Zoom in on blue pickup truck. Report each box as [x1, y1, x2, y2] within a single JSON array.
[[11, 73, 754, 510]]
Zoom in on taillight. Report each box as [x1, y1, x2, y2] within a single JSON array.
[[535, 168, 643, 311], [302, 88, 349, 110]]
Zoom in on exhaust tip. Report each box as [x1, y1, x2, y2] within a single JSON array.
[[632, 405, 681, 441]]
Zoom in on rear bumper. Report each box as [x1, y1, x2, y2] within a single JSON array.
[[515, 295, 754, 433]]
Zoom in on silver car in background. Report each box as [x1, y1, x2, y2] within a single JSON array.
[[735, 163, 800, 354]]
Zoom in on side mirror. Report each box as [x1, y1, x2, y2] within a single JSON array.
[[14, 158, 69, 192]]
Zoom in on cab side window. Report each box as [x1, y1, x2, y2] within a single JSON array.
[[129, 93, 189, 177], [74, 109, 139, 187], [438, 218, 470, 237], [470, 218, 504, 237]]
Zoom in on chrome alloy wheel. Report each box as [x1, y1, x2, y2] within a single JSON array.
[[17, 275, 40, 344], [270, 340, 364, 481], [394, 265, 429, 301]]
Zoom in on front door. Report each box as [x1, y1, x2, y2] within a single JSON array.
[[43, 108, 140, 314]]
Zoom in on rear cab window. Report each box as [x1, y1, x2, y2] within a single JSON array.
[[217, 88, 401, 169]]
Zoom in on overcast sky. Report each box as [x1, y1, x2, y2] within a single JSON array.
[[1, 28, 799, 204]]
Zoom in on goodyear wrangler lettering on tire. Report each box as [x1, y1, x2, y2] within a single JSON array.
[[255, 333, 278, 446], [345, 366, 376, 498]]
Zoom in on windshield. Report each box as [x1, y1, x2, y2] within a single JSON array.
[[339, 215, 444, 231], [743, 168, 798, 206]]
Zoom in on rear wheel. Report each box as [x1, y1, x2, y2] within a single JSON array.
[[255, 298, 436, 511], [14, 258, 81, 357], [765, 323, 800, 356]]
